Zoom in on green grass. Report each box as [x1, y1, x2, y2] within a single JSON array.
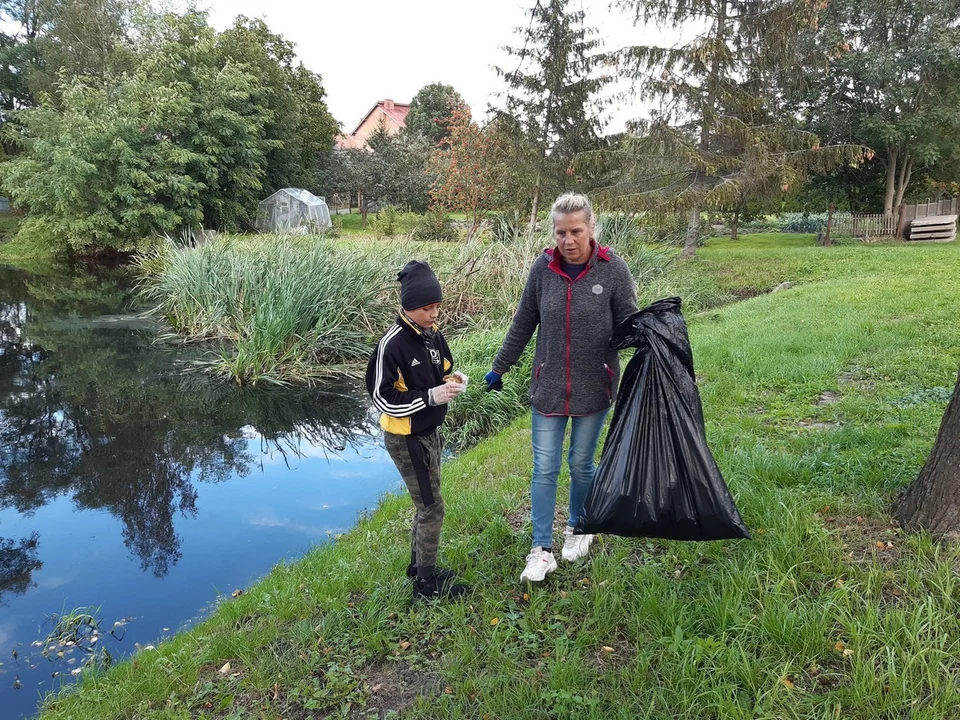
[[39, 238, 960, 719]]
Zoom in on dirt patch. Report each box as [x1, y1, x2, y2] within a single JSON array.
[[816, 391, 841, 405], [838, 367, 878, 392], [822, 513, 902, 567], [350, 661, 442, 719], [797, 420, 840, 430], [505, 501, 568, 534], [584, 639, 637, 671]]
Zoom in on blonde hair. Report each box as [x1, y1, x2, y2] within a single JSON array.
[[550, 192, 595, 229]]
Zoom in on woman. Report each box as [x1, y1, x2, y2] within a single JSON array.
[[485, 193, 638, 582]]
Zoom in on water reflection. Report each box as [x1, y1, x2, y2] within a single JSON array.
[[0, 263, 375, 596]]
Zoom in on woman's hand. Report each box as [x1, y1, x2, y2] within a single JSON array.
[[484, 370, 503, 392]]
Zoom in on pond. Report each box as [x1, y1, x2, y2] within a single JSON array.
[[0, 264, 401, 719]]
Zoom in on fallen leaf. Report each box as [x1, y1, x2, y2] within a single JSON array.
[[219, 662, 231, 675], [581, 578, 591, 585], [876, 541, 885, 549], [399, 641, 411, 650], [490, 617, 500, 626], [559, 591, 568, 599], [834, 641, 845, 652], [522, 593, 529, 601], [601, 646, 614, 653], [834, 579, 845, 588], [843, 648, 854, 657], [782, 677, 795, 689], [444, 686, 453, 695]]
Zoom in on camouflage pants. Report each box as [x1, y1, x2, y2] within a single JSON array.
[[384, 430, 445, 570]]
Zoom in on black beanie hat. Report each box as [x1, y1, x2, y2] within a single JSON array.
[[398, 260, 442, 310]]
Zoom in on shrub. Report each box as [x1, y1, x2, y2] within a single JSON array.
[[777, 212, 827, 233], [369, 205, 400, 238], [412, 209, 458, 242]]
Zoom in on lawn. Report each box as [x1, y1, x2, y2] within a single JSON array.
[[40, 236, 960, 719]]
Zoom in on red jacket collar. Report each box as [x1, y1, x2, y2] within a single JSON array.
[[545, 241, 610, 278]]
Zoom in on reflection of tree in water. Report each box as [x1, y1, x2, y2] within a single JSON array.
[[0, 533, 42, 604], [0, 265, 375, 587]]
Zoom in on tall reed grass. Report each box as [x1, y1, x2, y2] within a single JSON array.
[[138, 236, 404, 384]]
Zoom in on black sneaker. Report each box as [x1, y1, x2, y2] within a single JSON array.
[[413, 573, 469, 601], [406, 564, 457, 582]]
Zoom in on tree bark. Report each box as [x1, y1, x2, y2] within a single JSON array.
[[528, 167, 542, 240], [682, 208, 701, 258], [730, 208, 740, 241], [893, 370, 960, 536], [883, 147, 899, 216], [894, 156, 913, 212]]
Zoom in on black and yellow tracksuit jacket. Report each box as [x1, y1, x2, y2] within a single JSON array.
[[365, 313, 455, 436]]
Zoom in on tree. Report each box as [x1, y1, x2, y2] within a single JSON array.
[[428, 105, 504, 233], [405, 81, 467, 147], [0, 11, 272, 250], [892, 371, 960, 535], [605, 0, 861, 257], [808, 0, 960, 217], [496, 0, 608, 235], [333, 122, 432, 224], [215, 16, 339, 193]]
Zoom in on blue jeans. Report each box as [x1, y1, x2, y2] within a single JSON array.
[[530, 407, 609, 549]]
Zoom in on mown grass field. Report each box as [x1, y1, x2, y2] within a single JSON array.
[[40, 236, 960, 719]]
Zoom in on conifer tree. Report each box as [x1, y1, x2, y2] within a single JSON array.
[[604, 0, 860, 256], [496, 0, 608, 234]]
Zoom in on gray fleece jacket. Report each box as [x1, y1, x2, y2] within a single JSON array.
[[493, 242, 638, 416]]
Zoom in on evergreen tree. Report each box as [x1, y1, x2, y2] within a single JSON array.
[[606, 0, 860, 256], [495, 0, 608, 234]]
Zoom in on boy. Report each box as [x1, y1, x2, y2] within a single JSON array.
[[365, 260, 469, 601]]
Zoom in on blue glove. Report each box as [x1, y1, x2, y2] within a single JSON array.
[[484, 370, 503, 392]]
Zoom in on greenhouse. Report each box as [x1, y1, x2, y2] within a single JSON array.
[[256, 188, 332, 232]]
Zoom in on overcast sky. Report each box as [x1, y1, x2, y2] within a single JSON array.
[[199, 0, 666, 134]]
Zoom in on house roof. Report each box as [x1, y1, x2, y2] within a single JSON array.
[[349, 100, 411, 135]]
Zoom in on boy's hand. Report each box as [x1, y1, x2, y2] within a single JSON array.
[[484, 370, 503, 392], [429, 382, 465, 405]]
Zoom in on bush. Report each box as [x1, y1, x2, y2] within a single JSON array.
[[369, 205, 400, 238], [412, 209, 458, 242], [777, 212, 827, 233]]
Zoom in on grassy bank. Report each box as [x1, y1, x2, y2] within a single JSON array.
[[40, 239, 960, 719]]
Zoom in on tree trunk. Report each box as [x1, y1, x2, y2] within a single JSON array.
[[894, 155, 913, 211], [360, 193, 368, 227], [528, 167, 542, 240], [730, 209, 740, 241], [883, 147, 899, 216], [682, 208, 701, 258], [893, 370, 960, 535]]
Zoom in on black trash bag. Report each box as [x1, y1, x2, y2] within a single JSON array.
[[574, 297, 750, 541]]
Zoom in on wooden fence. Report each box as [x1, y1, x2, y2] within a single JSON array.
[[830, 212, 898, 238], [828, 196, 960, 240], [903, 196, 960, 222]]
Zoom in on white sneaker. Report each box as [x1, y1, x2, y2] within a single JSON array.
[[520, 547, 557, 583], [561, 526, 594, 562]]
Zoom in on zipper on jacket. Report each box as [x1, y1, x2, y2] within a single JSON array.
[[564, 282, 572, 415]]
